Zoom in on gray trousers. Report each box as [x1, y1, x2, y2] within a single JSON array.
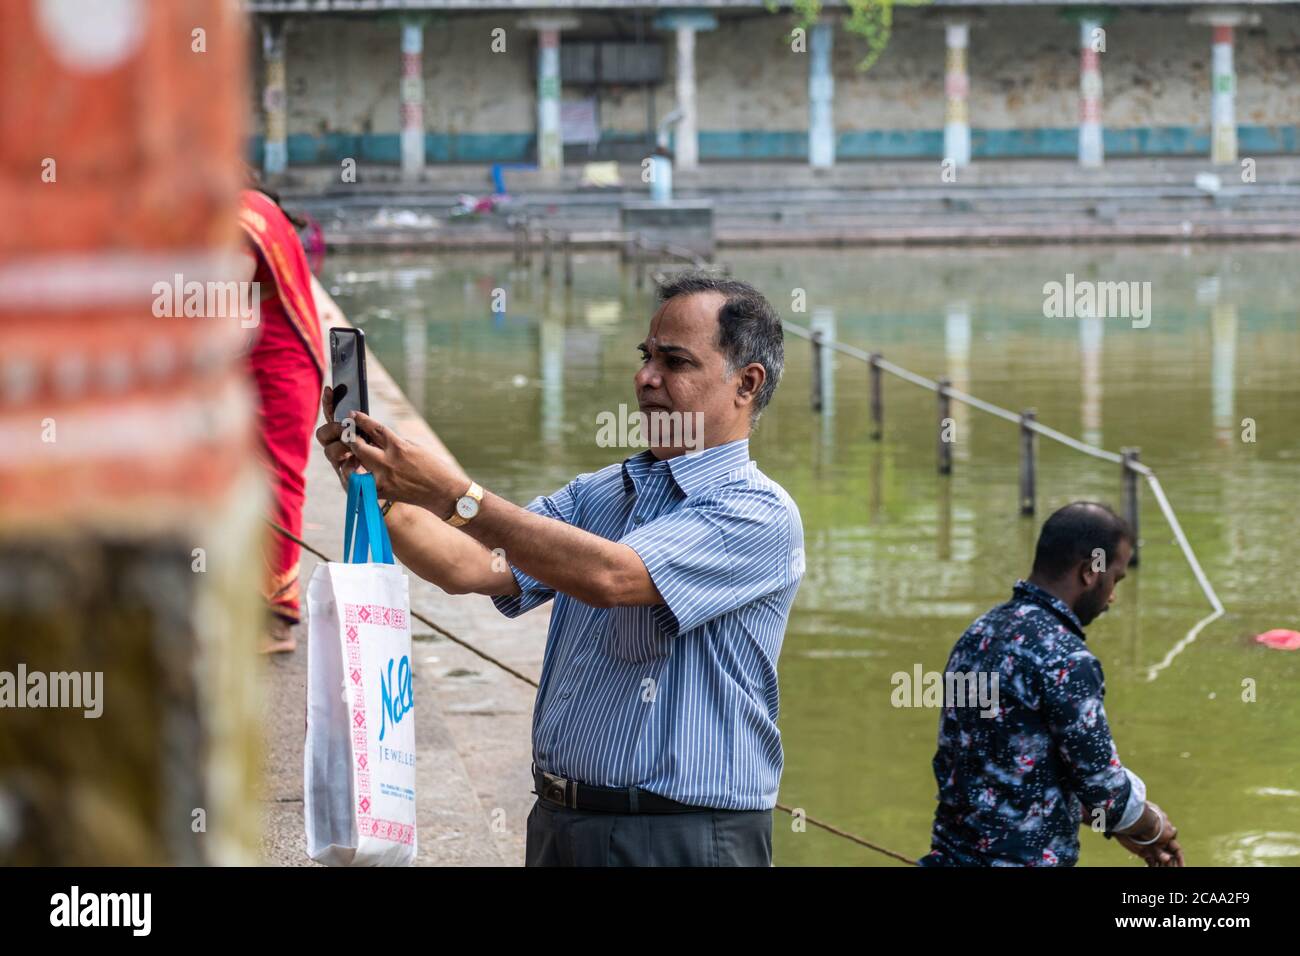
[[525, 797, 773, 867]]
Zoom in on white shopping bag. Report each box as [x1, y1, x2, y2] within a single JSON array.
[[305, 472, 417, 866]]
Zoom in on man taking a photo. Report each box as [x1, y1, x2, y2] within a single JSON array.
[[317, 273, 804, 867]]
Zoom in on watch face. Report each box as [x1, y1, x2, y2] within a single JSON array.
[[457, 495, 479, 520]]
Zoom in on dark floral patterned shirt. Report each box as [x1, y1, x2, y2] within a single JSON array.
[[919, 580, 1145, 867]]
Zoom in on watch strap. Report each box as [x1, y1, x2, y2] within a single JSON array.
[[447, 481, 483, 527]]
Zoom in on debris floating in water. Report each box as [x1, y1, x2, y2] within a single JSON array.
[[1255, 629, 1300, 651]]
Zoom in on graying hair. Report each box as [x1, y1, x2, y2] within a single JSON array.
[[655, 272, 785, 422]]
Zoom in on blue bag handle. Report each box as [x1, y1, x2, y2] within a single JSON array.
[[342, 472, 393, 565]]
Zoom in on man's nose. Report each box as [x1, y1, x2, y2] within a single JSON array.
[[635, 364, 659, 388]]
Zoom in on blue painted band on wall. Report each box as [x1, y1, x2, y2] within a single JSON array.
[[247, 132, 537, 166], [249, 125, 1298, 166]]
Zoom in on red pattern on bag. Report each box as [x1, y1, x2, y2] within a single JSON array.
[[344, 603, 408, 631], [341, 601, 414, 846]]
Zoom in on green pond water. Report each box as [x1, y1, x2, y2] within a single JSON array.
[[325, 244, 1300, 866]]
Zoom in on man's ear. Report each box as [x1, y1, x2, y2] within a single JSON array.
[[736, 362, 765, 407], [1078, 558, 1100, 590]]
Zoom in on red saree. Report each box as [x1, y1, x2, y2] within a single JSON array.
[[239, 189, 326, 624]]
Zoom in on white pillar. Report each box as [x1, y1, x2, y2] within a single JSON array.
[[1078, 18, 1104, 168], [656, 12, 716, 172], [809, 22, 835, 168], [1191, 8, 1257, 165], [537, 27, 563, 175], [261, 18, 287, 178], [1211, 23, 1238, 164], [943, 22, 970, 167], [676, 27, 699, 170], [521, 17, 578, 179], [400, 19, 425, 182]]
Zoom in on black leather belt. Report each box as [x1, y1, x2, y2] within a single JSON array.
[[532, 766, 700, 814]]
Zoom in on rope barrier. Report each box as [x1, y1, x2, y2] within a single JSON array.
[[783, 319, 1227, 681], [265, 517, 919, 865], [267, 519, 537, 687], [1141, 474, 1227, 683]]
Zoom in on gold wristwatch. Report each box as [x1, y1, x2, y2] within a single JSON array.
[[447, 481, 483, 527]]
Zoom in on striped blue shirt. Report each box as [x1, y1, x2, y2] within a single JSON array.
[[492, 438, 804, 810]]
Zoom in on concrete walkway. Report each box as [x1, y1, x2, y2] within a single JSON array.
[[258, 281, 545, 866]]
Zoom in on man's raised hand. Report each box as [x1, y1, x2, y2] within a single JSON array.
[[345, 410, 470, 517], [316, 385, 357, 491]]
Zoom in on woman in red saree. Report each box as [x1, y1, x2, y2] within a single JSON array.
[[238, 185, 326, 653]]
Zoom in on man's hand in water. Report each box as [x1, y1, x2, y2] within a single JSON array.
[[1116, 801, 1185, 867]]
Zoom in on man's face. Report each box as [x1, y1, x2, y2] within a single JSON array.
[[1074, 537, 1133, 626], [634, 291, 748, 458]]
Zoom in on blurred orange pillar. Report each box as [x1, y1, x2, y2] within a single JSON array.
[[0, 0, 264, 864]]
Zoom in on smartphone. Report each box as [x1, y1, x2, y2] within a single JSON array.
[[329, 328, 369, 423]]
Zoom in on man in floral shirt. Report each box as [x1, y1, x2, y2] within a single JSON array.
[[920, 502, 1184, 867]]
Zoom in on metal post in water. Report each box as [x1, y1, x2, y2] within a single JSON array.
[[563, 232, 574, 287], [1019, 409, 1037, 515], [542, 229, 553, 278], [937, 377, 952, 475], [869, 353, 883, 440], [1122, 447, 1141, 566], [635, 239, 646, 291], [811, 331, 825, 413]]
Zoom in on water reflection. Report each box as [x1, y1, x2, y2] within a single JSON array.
[[1213, 830, 1300, 867], [1079, 313, 1103, 447], [1212, 302, 1238, 446], [937, 472, 952, 562], [811, 307, 836, 452], [403, 316, 426, 412], [945, 302, 971, 460], [539, 295, 564, 447]]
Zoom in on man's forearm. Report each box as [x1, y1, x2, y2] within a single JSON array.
[[454, 490, 660, 608], [385, 502, 518, 596]]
